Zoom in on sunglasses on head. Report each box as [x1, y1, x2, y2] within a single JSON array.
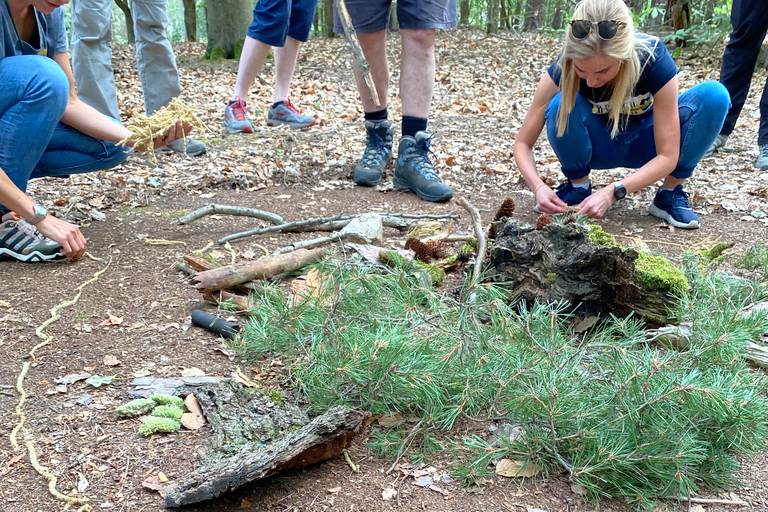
[[569, 19, 627, 40]]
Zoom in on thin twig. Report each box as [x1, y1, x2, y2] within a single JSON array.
[[334, 0, 380, 107], [457, 197, 487, 284], [688, 497, 750, 506], [178, 204, 284, 225], [386, 419, 424, 475], [342, 449, 360, 473]]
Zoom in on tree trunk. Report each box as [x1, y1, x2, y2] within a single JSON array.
[[181, 0, 197, 42], [205, 0, 253, 59], [486, 0, 499, 34], [551, 0, 564, 30], [514, 0, 524, 28], [523, 0, 544, 30], [322, 0, 334, 38], [114, 0, 134, 43], [460, 0, 470, 26]]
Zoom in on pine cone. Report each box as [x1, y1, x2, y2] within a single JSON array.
[[405, 238, 433, 263], [535, 213, 552, 230], [563, 215, 577, 225], [493, 198, 516, 221], [423, 240, 455, 260]]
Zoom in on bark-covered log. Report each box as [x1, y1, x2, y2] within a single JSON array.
[[192, 248, 326, 293], [163, 404, 369, 507], [484, 219, 678, 326]]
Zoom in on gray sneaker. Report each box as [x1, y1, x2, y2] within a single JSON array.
[[223, 97, 254, 134], [157, 137, 207, 157], [353, 120, 393, 186], [267, 99, 316, 129], [757, 144, 768, 170], [704, 134, 728, 157], [393, 131, 453, 203], [0, 215, 65, 262]]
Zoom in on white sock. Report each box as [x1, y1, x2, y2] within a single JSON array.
[[571, 180, 590, 189]]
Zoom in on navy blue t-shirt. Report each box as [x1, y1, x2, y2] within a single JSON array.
[[547, 35, 678, 122], [1, 0, 68, 60]]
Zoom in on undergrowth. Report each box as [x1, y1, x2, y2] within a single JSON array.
[[231, 250, 768, 510]]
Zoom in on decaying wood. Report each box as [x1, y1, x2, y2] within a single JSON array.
[[334, 0, 380, 108], [219, 213, 459, 244], [128, 376, 225, 399], [193, 247, 327, 293], [173, 261, 197, 276], [202, 290, 253, 315], [183, 254, 219, 272], [485, 219, 675, 325], [163, 404, 370, 507], [457, 197, 486, 284], [178, 204, 284, 225]]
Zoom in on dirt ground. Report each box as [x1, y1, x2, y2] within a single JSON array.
[[2, 31, 768, 512]]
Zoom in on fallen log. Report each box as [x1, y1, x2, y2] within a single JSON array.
[[163, 404, 369, 507], [193, 247, 327, 293], [128, 376, 225, 399]]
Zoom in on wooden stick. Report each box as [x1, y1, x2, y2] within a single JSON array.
[[334, 0, 380, 108], [183, 254, 219, 272], [178, 204, 284, 225], [193, 247, 327, 293], [457, 198, 486, 284], [274, 235, 339, 256], [688, 497, 750, 506], [220, 213, 460, 244]]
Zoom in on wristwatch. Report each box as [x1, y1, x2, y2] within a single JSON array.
[[26, 203, 48, 225], [612, 182, 627, 201]]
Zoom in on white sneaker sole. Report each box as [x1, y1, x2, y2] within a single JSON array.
[[648, 204, 700, 229]]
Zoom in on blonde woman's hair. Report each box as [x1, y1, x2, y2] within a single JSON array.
[[556, 0, 652, 138]]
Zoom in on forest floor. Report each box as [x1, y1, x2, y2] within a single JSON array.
[[2, 29, 768, 512]]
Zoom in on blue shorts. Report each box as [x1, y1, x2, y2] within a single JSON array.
[[334, 0, 457, 35], [247, 0, 320, 46]]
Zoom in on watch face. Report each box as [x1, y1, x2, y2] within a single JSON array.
[[613, 184, 626, 200]]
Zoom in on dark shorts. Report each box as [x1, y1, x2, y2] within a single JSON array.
[[334, 0, 457, 35], [247, 0, 320, 46]]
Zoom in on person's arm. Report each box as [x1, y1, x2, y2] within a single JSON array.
[[52, 53, 191, 150], [577, 76, 681, 218], [0, 169, 86, 259], [513, 72, 568, 214]]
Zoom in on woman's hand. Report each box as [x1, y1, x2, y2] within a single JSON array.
[[534, 184, 568, 214], [35, 215, 87, 260], [576, 188, 613, 219]]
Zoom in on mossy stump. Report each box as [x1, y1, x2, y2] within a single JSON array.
[[484, 219, 684, 326]]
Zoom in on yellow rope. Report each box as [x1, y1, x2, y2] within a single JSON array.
[[10, 254, 110, 511], [144, 238, 186, 246]]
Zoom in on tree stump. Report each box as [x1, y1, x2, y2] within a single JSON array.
[[483, 219, 680, 326]]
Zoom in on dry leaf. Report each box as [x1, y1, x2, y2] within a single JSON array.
[[571, 483, 588, 495], [180, 412, 205, 430], [103, 355, 121, 366], [0, 300, 11, 309], [98, 312, 124, 327], [141, 475, 174, 495], [184, 393, 203, 416], [157, 472, 169, 483], [381, 488, 397, 501], [0, 453, 24, 475], [495, 458, 542, 478], [180, 367, 206, 377], [327, 486, 341, 494], [241, 498, 252, 508], [377, 414, 404, 427]]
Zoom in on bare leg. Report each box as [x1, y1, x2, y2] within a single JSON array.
[[661, 176, 686, 189], [232, 36, 272, 102], [352, 30, 389, 112], [400, 29, 435, 118], [273, 36, 301, 103]]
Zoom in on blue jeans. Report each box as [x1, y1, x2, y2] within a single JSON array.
[[545, 81, 730, 180], [0, 55, 129, 204]]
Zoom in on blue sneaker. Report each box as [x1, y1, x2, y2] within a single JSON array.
[[555, 180, 592, 206], [648, 185, 700, 229], [393, 131, 453, 203], [223, 97, 254, 134]]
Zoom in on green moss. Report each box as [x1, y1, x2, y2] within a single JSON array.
[[115, 398, 155, 418], [547, 273, 557, 285], [413, 261, 446, 287], [151, 405, 185, 419], [636, 252, 689, 295], [137, 416, 180, 436], [207, 46, 227, 61], [587, 224, 617, 247], [379, 250, 445, 287], [699, 242, 735, 261], [150, 394, 185, 409], [234, 38, 246, 60], [267, 389, 285, 407]]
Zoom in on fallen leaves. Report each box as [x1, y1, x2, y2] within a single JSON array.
[[495, 458, 543, 478], [180, 393, 205, 430]]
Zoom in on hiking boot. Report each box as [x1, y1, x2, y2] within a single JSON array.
[[757, 144, 768, 170], [267, 99, 316, 129], [704, 134, 728, 157], [648, 185, 700, 229], [353, 120, 393, 186], [555, 180, 592, 206], [156, 137, 207, 157], [0, 215, 65, 262], [223, 97, 254, 134], [393, 131, 453, 203]]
